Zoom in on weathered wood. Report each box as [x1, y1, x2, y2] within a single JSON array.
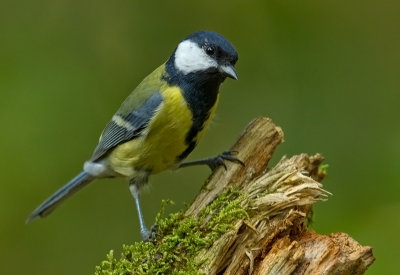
[[187, 117, 374, 274], [186, 117, 284, 217]]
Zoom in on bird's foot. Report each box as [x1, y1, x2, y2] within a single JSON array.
[[141, 224, 160, 242], [206, 150, 244, 171]]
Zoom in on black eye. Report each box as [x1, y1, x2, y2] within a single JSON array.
[[205, 46, 215, 56]]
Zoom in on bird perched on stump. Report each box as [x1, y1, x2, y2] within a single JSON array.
[[27, 30, 242, 240]]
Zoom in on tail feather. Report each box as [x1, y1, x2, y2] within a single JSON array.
[[26, 171, 93, 223]]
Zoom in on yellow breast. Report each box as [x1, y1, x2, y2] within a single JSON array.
[[108, 86, 195, 177]]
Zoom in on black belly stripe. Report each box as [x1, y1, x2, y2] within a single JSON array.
[[163, 59, 224, 161], [176, 81, 220, 161], [177, 140, 197, 161]]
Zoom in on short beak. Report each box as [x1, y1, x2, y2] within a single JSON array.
[[219, 64, 238, 80]]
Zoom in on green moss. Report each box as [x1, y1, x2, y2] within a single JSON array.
[[95, 188, 248, 275], [318, 164, 329, 176]]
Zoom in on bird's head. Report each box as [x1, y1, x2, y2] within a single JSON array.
[[168, 31, 238, 81]]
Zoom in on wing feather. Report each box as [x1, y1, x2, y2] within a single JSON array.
[[90, 92, 163, 161]]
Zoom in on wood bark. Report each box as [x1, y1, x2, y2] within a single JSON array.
[[186, 117, 374, 274]]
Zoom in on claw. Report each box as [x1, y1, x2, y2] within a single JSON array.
[[178, 150, 244, 171], [143, 224, 160, 242], [222, 151, 245, 166], [208, 150, 244, 171], [222, 162, 227, 170]]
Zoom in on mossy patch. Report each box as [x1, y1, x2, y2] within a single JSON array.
[[95, 188, 248, 275], [318, 164, 329, 176]]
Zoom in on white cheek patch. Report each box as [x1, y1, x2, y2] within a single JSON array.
[[174, 40, 218, 75]]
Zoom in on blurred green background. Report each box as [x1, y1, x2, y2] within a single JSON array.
[[1, 0, 399, 274]]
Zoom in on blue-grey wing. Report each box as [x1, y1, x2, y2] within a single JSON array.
[[90, 92, 163, 161]]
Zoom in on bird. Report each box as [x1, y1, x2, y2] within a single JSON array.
[[27, 30, 242, 240]]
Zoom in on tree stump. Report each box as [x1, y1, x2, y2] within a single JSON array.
[[95, 117, 375, 275]]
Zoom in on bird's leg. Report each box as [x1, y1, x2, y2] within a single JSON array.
[[129, 183, 152, 241], [178, 150, 244, 171]]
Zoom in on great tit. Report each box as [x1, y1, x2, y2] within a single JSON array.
[[27, 30, 241, 240]]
